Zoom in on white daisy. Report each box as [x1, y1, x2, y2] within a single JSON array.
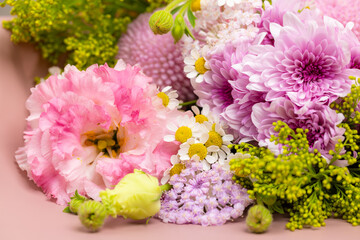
[[155, 86, 180, 110], [164, 114, 207, 143], [178, 137, 219, 171], [184, 46, 210, 83], [160, 155, 185, 184], [201, 121, 234, 166], [191, 104, 215, 124]]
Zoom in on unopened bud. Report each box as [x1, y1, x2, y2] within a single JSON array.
[[78, 200, 108, 232], [246, 205, 273, 233], [171, 14, 185, 43], [149, 10, 174, 35]]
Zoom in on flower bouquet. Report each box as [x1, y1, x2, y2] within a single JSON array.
[[2, 0, 360, 235]]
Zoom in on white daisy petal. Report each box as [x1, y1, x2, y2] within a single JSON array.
[[200, 133, 209, 143], [206, 155, 217, 164], [223, 134, 234, 141], [202, 160, 211, 171], [184, 57, 196, 65], [207, 145, 220, 152], [191, 106, 200, 115], [221, 145, 231, 154], [164, 135, 176, 142], [187, 71, 198, 79], [160, 174, 170, 185]]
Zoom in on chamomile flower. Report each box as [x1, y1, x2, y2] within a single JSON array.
[[160, 155, 185, 184], [164, 115, 206, 143], [156, 86, 180, 110], [201, 121, 234, 166], [191, 105, 214, 124], [184, 47, 210, 83], [178, 137, 218, 171]]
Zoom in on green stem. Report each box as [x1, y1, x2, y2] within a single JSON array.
[[179, 100, 197, 106], [165, 0, 188, 12], [160, 183, 172, 192]]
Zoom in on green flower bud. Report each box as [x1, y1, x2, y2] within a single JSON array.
[[171, 14, 185, 43], [69, 190, 87, 214], [100, 170, 162, 220], [149, 10, 174, 35], [78, 201, 108, 232], [246, 205, 273, 233]]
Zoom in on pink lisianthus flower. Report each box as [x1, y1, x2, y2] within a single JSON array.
[[16, 61, 183, 205], [238, 12, 360, 107], [252, 98, 345, 158]]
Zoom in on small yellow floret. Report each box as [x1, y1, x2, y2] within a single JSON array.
[[188, 143, 208, 160], [195, 114, 208, 123], [175, 126, 192, 143], [191, 0, 201, 12], [195, 57, 208, 74], [157, 92, 170, 107], [205, 131, 223, 148], [170, 163, 186, 176]]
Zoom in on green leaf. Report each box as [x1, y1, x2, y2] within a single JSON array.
[[171, 5, 182, 15], [270, 201, 284, 214], [187, 6, 196, 28], [184, 26, 195, 40], [63, 206, 72, 213]]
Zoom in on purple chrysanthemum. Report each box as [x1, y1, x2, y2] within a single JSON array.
[[117, 13, 195, 101], [240, 12, 360, 107], [252, 98, 345, 157], [157, 162, 252, 226]]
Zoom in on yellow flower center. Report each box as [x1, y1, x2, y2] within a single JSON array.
[[175, 126, 192, 143], [195, 57, 208, 74], [205, 131, 223, 148], [195, 114, 208, 123], [170, 163, 186, 176], [188, 143, 208, 160], [157, 92, 170, 107], [191, 0, 201, 12]]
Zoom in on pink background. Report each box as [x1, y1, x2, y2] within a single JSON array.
[[1, 17, 359, 239]]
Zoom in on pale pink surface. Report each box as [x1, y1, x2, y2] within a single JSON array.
[[1, 17, 360, 239]]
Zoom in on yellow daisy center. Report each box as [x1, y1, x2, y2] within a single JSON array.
[[188, 143, 208, 160], [157, 92, 170, 107], [195, 114, 208, 123], [170, 163, 186, 176], [195, 57, 208, 74], [175, 126, 192, 143], [191, 0, 201, 12], [205, 131, 223, 148]]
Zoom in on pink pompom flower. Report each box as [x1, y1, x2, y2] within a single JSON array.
[[16, 61, 184, 205]]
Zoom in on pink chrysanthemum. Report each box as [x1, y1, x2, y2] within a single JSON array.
[[312, 0, 360, 39], [194, 37, 266, 140], [117, 13, 195, 101], [252, 98, 345, 157], [16, 62, 184, 205], [239, 12, 360, 107], [258, 0, 302, 45]]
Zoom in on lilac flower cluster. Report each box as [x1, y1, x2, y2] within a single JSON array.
[[192, 0, 360, 156], [157, 162, 252, 226]]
